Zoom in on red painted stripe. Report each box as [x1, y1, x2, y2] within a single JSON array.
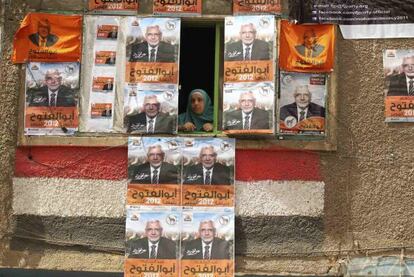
[[15, 147, 321, 181]]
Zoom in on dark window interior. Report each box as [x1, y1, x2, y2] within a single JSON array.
[[179, 23, 216, 115]]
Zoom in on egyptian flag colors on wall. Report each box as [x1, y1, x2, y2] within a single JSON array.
[[279, 20, 335, 73], [13, 13, 82, 63]]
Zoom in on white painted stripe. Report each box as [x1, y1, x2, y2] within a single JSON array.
[[235, 180, 324, 217], [13, 178, 324, 218]]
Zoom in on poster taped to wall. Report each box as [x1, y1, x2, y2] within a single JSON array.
[[383, 49, 414, 122], [124, 84, 178, 134], [279, 20, 335, 73], [224, 15, 275, 83], [181, 206, 234, 277], [125, 205, 180, 277], [181, 138, 235, 207], [233, 0, 281, 15], [126, 17, 180, 84], [127, 137, 182, 206], [278, 71, 327, 135], [223, 82, 274, 134], [13, 13, 82, 63], [25, 62, 79, 136], [153, 0, 202, 16], [89, 0, 138, 13]]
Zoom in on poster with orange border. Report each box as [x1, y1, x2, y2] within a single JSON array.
[[153, 0, 202, 16], [383, 49, 414, 122], [125, 206, 180, 277], [233, 0, 281, 15], [89, 0, 138, 13], [279, 20, 335, 73], [13, 13, 82, 63], [25, 62, 79, 136], [278, 71, 327, 136]]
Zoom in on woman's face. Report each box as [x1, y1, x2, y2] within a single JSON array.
[[191, 92, 205, 115]]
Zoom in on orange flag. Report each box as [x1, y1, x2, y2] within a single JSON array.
[[12, 13, 82, 64], [279, 20, 335, 72]]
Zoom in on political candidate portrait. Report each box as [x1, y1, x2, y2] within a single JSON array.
[[129, 25, 176, 63], [225, 23, 270, 61], [182, 220, 230, 260], [127, 220, 176, 259], [105, 52, 116, 65], [107, 26, 118, 39], [102, 79, 114, 91], [295, 29, 325, 59], [101, 104, 112, 117], [27, 69, 76, 107], [129, 144, 179, 184], [387, 56, 414, 96], [280, 85, 325, 123], [224, 91, 270, 130], [183, 145, 232, 185], [126, 94, 175, 134], [29, 19, 59, 48]]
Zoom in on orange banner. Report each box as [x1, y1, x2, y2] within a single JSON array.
[[90, 103, 113, 118], [224, 60, 273, 83], [95, 51, 116, 65], [125, 259, 177, 277], [233, 0, 281, 14], [89, 0, 138, 11], [279, 117, 325, 135], [279, 20, 335, 73], [13, 13, 82, 63], [182, 185, 234, 207], [127, 184, 181, 206], [153, 0, 202, 15], [126, 62, 179, 84], [92, 77, 115, 92], [385, 96, 414, 118], [181, 260, 234, 277], [25, 107, 78, 129]]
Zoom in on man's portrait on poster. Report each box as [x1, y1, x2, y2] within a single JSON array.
[[29, 19, 59, 48], [387, 56, 414, 96]]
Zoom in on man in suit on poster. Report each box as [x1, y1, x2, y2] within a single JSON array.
[[129, 25, 176, 63], [182, 220, 230, 260], [183, 145, 232, 185], [225, 23, 270, 61], [387, 56, 414, 96], [27, 69, 76, 107], [127, 220, 176, 259], [29, 19, 59, 47], [102, 79, 114, 91], [280, 84, 325, 123], [129, 144, 179, 184], [295, 29, 325, 59], [107, 26, 118, 39], [224, 91, 270, 130], [105, 52, 116, 65], [126, 94, 175, 134]]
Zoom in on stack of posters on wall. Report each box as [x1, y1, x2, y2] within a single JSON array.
[[13, 13, 82, 135], [81, 16, 121, 132], [153, 0, 202, 16], [223, 15, 276, 134], [88, 0, 139, 14], [125, 137, 235, 277], [383, 49, 414, 122], [233, 0, 281, 15], [124, 18, 181, 134], [278, 20, 334, 136]]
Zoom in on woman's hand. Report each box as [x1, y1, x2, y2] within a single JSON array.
[[202, 123, 213, 132], [182, 122, 196, 131]]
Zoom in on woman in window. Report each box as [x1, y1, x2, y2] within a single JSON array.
[[178, 89, 213, 132]]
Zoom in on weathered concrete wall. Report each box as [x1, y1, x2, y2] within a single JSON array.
[[1, 0, 414, 276]]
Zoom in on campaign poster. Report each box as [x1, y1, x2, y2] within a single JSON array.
[[181, 207, 234, 277], [89, 0, 139, 13], [279, 20, 335, 73], [224, 15, 275, 83], [125, 206, 180, 277], [25, 62, 79, 136], [124, 84, 178, 134], [13, 13, 82, 63], [96, 24, 119, 40], [95, 50, 117, 66], [125, 17, 180, 84], [92, 76, 115, 93], [181, 138, 235, 207], [383, 49, 414, 122], [153, 0, 202, 16], [233, 0, 281, 15], [278, 71, 327, 135], [223, 82, 274, 134], [127, 137, 182, 206]]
